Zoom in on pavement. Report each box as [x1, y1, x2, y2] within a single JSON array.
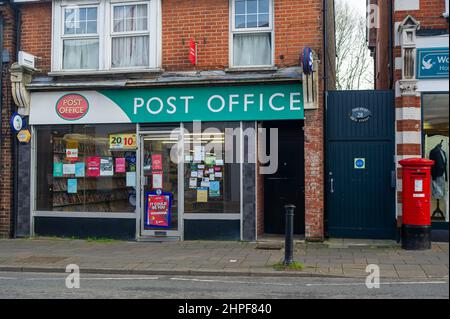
[[0, 238, 448, 279]]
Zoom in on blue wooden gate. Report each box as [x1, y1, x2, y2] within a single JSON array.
[[326, 90, 396, 239]]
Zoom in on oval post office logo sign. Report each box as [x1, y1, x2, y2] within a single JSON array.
[[56, 93, 89, 121], [350, 107, 371, 123]]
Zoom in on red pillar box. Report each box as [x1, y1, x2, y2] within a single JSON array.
[[399, 158, 435, 250]]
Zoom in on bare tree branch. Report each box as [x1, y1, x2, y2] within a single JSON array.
[[335, 0, 374, 90]]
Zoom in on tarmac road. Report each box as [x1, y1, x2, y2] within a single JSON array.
[[0, 271, 448, 299]]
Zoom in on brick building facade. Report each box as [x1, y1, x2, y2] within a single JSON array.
[[0, 2, 17, 238], [368, 0, 449, 229], [2, 0, 335, 241]]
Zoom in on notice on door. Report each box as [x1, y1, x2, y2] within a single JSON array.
[[145, 192, 172, 229]]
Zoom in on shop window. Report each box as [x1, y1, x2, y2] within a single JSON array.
[[183, 122, 241, 214], [231, 0, 273, 67], [423, 93, 449, 222], [35, 124, 137, 213], [52, 0, 159, 72]]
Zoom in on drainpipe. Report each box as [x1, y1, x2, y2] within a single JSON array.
[[388, 0, 394, 89], [0, 14, 4, 205], [12, 1, 21, 238], [322, 0, 329, 239]]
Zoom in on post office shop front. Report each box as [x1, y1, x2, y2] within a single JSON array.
[[28, 82, 306, 241]]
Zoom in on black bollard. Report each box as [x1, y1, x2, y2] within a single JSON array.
[[284, 204, 296, 266]]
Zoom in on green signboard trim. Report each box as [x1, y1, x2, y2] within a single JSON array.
[[98, 83, 304, 123]]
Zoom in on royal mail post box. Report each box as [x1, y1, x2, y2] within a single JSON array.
[[399, 158, 434, 250]]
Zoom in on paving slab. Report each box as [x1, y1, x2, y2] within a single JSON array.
[[0, 238, 447, 279]]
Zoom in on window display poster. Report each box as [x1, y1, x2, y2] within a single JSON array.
[[191, 171, 198, 178], [214, 166, 221, 172], [215, 172, 222, 178], [194, 145, 205, 162], [100, 157, 114, 176], [53, 162, 63, 177], [189, 178, 198, 189], [126, 154, 136, 172], [152, 154, 163, 171], [115, 157, 126, 173], [126, 172, 136, 187], [62, 163, 75, 175], [197, 188, 208, 202], [65, 148, 78, 161], [209, 181, 220, 197], [86, 156, 101, 177], [152, 172, 163, 189], [205, 156, 216, 165], [67, 179, 77, 194], [216, 159, 224, 166], [75, 162, 85, 177], [145, 192, 172, 228]]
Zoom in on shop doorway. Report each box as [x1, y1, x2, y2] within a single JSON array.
[[263, 120, 305, 235], [139, 130, 182, 238]]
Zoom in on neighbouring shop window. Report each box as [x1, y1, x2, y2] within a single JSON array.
[[53, 0, 158, 72], [423, 93, 449, 222], [231, 0, 273, 67], [183, 122, 241, 214], [35, 124, 137, 213]]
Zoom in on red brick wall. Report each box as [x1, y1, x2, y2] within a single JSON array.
[[0, 5, 17, 238], [15, 0, 327, 240], [20, 3, 52, 74]]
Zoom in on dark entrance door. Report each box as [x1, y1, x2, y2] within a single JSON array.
[[326, 90, 396, 239], [263, 120, 305, 235]]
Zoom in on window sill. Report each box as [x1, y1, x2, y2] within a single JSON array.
[[48, 68, 164, 77], [225, 66, 278, 73]]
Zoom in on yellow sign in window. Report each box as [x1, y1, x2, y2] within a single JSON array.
[[109, 133, 137, 150]]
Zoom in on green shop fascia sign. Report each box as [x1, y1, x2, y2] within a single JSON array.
[[416, 48, 449, 79], [99, 83, 304, 123], [30, 83, 304, 125]]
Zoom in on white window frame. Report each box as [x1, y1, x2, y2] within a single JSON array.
[[52, 0, 161, 73], [229, 0, 274, 68], [444, 0, 449, 18]]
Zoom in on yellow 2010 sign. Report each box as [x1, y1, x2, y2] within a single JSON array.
[[109, 133, 137, 150]]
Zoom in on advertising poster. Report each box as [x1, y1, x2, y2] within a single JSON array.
[[126, 154, 136, 172], [75, 162, 85, 177], [197, 187, 208, 202], [115, 157, 126, 173], [152, 172, 163, 189], [209, 181, 220, 197], [65, 148, 78, 161], [100, 157, 114, 176], [62, 163, 75, 175], [152, 154, 163, 171], [67, 179, 77, 194], [53, 162, 63, 177], [126, 172, 136, 187], [205, 156, 216, 165], [189, 178, 197, 189], [145, 192, 172, 228], [86, 156, 101, 177]]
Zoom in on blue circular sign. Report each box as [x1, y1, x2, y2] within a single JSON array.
[[302, 47, 314, 75], [355, 159, 365, 168], [10, 113, 25, 133]]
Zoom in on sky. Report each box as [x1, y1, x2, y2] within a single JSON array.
[[338, 0, 367, 17]]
